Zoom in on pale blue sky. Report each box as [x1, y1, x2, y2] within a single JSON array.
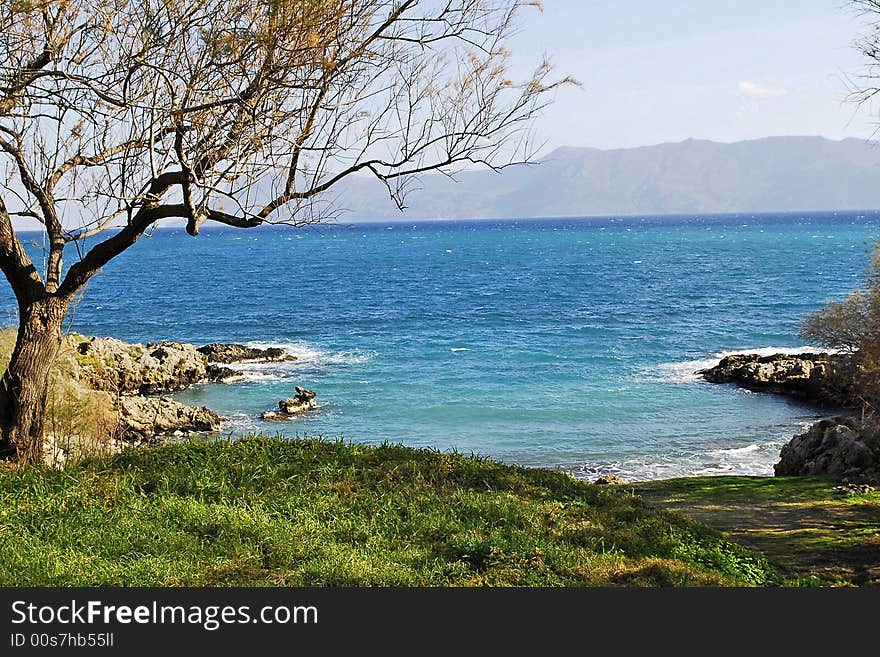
[[508, 0, 877, 152]]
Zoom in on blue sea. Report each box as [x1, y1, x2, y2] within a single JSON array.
[[5, 211, 879, 480]]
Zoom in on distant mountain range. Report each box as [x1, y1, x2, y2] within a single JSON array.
[[335, 136, 880, 220]]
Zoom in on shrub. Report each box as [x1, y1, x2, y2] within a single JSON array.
[[800, 250, 880, 415], [800, 289, 871, 353]]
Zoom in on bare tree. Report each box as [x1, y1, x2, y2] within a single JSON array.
[[0, 0, 571, 462]]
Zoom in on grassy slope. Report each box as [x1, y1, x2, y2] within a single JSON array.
[[634, 476, 880, 586], [0, 437, 778, 586]]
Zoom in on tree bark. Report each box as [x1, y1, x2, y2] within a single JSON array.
[[0, 296, 68, 463]]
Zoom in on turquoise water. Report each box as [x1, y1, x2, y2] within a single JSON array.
[[5, 212, 879, 479]]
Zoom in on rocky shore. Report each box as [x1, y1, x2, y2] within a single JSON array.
[[775, 416, 879, 481], [198, 343, 296, 365], [698, 351, 851, 406], [700, 350, 878, 482], [61, 335, 315, 448]]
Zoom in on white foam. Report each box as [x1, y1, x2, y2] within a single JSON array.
[[451, 347, 470, 352], [708, 443, 763, 456], [234, 371, 287, 383], [219, 412, 260, 433], [209, 341, 374, 384], [242, 341, 374, 368], [647, 357, 724, 383], [641, 345, 836, 384], [566, 439, 786, 481]]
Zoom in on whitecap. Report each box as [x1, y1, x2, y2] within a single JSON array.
[[450, 347, 470, 352], [640, 357, 728, 383]]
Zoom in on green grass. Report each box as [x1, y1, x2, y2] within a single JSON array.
[[633, 476, 880, 586], [634, 475, 880, 504], [0, 437, 779, 586]]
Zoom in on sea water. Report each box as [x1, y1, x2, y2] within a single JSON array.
[[5, 211, 878, 480]]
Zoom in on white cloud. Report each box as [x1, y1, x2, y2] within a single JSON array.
[[737, 81, 788, 98]]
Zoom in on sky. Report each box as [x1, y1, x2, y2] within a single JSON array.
[[507, 0, 879, 153], [8, 1, 880, 233]]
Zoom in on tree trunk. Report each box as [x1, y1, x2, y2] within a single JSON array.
[[0, 296, 68, 463]]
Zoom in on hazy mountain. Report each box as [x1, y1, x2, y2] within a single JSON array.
[[335, 136, 880, 220]]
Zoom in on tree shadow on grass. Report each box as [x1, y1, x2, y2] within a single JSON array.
[[632, 477, 880, 586]]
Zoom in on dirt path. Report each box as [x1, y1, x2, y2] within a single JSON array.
[[632, 476, 880, 586]]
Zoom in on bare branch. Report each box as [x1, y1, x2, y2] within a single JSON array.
[[0, 197, 44, 304], [1, 0, 570, 299]]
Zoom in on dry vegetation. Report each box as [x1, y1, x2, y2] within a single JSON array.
[[800, 249, 880, 415]]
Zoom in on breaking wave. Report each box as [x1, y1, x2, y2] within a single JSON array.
[[565, 438, 787, 481], [214, 341, 374, 383], [640, 345, 836, 384]]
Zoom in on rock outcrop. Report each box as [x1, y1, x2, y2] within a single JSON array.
[[198, 343, 296, 364], [261, 387, 317, 420], [699, 352, 851, 405], [118, 395, 221, 442], [775, 417, 879, 481], [205, 364, 248, 384], [71, 336, 210, 394], [700, 351, 879, 481], [70, 336, 296, 393], [49, 335, 309, 457]]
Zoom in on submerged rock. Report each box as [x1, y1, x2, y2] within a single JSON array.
[[119, 395, 221, 441], [198, 343, 296, 364], [261, 387, 318, 420], [699, 352, 850, 405], [775, 416, 879, 481]]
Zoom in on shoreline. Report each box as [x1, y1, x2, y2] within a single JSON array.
[[2, 332, 877, 586], [2, 434, 876, 586], [9, 328, 867, 484]]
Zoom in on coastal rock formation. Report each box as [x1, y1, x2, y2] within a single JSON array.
[[700, 350, 880, 481], [72, 336, 209, 394], [261, 387, 317, 420], [118, 395, 221, 442], [205, 364, 248, 384], [70, 336, 297, 393], [49, 334, 308, 457], [699, 352, 850, 405], [198, 343, 296, 365], [774, 417, 879, 480]]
